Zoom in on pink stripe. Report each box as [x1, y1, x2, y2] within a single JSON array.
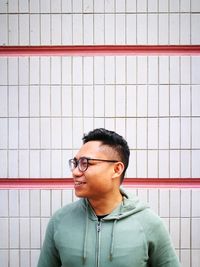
[[0, 45, 200, 56], [0, 178, 200, 189]]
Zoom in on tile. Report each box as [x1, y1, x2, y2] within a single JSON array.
[[181, 150, 191, 178], [10, 218, 19, 248], [73, 86, 83, 116], [0, 219, 8, 248], [19, 190, 30, 217], [170, 218, 180, 248], [148, 85, 158, 116], [83, 0, 93, 13], [8, 15, 19, 45], [62, 150, 73, 178], [72, 0, 82, 12], [191, 0, 200, 12], [30, 15, 40, 45], [159, 14, 169, 44], [20, 250, 30, 267], [137, 118, 147, 149], [19, 150, 29, 178], [51, 150, 62, 178], [83, 57, 93, 84], [52, 190, 62, 214], [192, 190, 200, 216], [40, 202, 51, 229], [83, 15, 93, 44], [0, 58, 7, 85], [180, 14, 190, 44], [137, 85, 147, 117], [170, 0, 179, 11], [8, 150, 18, 178], [148, 189, 159, 213], [159, 150, 169, 178], [116, 0, 125, 12], [192, 250, 200, 267], [191, 14, 200, 44], [0, 190, 8, 216], [170, 85, 180, 116], [137, 14, 147, 44], [116, 14, 126, 44], [105, 118, 115, 131], [148, 150, 158, 178], [31, 250, 40, 267], [105, 86, 115, 116], [41, 150, 51, 178], [62, 57, 72, 85], [159, 118, 169, 149], [181, 189, 191, 217], [0, 0, 7, 13], [62, 189, 73, 205], [30, 150, 40, 178], [30, 118, 40, 149], [51, 118, 62, 149], [83, 86, 94, 116], [137, 57, 147, 85], [40, 118, 51, 149], [72, 118, 83, 148], [51, 0, 61, 13], [51, 15, 61, 45], [192, 118, 200, 149], [126, 85, 136, 117], [170, 57, 180, 84], [8, 58, 18, 85], [192, 86, 200, 116], [31, 218, 40, 248], [170, 150, 180, 178], [169, 14, 179, 44], [62, 86, 72, 116], [30, 85, 40, 115], [51, 57, 61, 85], [170, 118, 180, 149], [40, 0, 50, 13], [181, 85, 191, 116], [19, 87, 29, 117], [19, 14, 29, 45], [19, 58, 29, 85], [126, 150, 136, 178], [148, 118, 158, 149], [105, 0, 114, 12], [19, 118, 29, 149], [10, 250, 19, 267], [8, 86, 18, 116], [9, 118, 18, 149], [30, 0, 39, 13], [9, 190, 19, 216], [192, 57, 200, 84], [73, 57, 83, 84], [41, 15, 51, 45], [30, 190, 40, 216], [0, 150, 7, 177], [40, 86, 51, 116], [105, 57, 115, 84], [192, 218, 200, 248], [159, 85, 169, 116], [180, 0, 190, 12], [137, 0, 147, 12], [181, 218, 191, 249], [94, 57, 104, 84], [127, 57, 137, 84], [159, 57, 169, 84], [116, 57, 126, 84], [159, 189, 170, 217], [0, 118, 7, 149], [94, 14, 104, 44], [159, 0, 168, 12], [104, 14, 115, 45], [41, 218, 49, 244], [30, 58, 39, 85], [116, 118, 126, 138], [0, 15, 8, 45], [62, 14, 72, 44], [192, 150, 200, 178], [116, 85, 126, 117], [73, 14, 83, 44], [20, 218, 30, 248], [137, 189, 148, 203], [181, 118, 190, 149], [126, 14, 136, 44], [62, 0, 71, 12], [51, 85, 61, 116], [137, 150, 147, 178], [148, 15, 158, 44], [181, 57, 190, 84], [126, 118, 136, 149], [170, 189, 180, 217], [0, 250, 8, 267]]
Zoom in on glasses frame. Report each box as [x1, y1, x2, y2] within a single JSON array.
[[69, 157, 118, 172]]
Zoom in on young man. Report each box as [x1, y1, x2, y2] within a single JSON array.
[[37, 128, 180, 267]]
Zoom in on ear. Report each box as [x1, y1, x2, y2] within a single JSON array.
[[112, 162, 125, 179]]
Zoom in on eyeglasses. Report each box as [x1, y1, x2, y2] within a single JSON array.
[[68, 157, 118, 172]]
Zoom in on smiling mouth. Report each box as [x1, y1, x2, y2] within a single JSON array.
[[74, 181, 86, 186]]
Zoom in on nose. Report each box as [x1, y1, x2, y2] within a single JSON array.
[[72, 165, 83, 177]]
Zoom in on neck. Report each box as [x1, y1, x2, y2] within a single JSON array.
[[88, 190, 123, 216]]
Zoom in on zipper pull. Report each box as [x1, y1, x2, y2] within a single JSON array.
[[97, 221, 101, 232]]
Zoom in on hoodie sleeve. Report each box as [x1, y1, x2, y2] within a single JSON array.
[[37, 217, 61, 267], [147, 215, 180, 267]]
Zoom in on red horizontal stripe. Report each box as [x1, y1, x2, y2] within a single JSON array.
[[0, 178, 200, 189], [0, 45, 200, 56]]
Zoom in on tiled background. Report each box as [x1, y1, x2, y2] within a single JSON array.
[[0, 0, 200, 266]]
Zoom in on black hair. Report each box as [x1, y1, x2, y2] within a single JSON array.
[[82, 128, 130, 183]]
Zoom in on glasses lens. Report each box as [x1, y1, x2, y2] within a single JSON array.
[[79, 157, 88, 172], [69, 159, 76, 171]]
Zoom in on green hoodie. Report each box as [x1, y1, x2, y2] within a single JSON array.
[[37, 190, 180, 267]]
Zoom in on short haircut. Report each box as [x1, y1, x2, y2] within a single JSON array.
[[82, 128, 130, 183]]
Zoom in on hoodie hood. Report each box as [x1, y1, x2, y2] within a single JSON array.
[[82, 188, 149, 264]]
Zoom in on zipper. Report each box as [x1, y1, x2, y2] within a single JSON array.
[[96, 221, 101, 267]]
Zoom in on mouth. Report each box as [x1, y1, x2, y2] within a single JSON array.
[[74, 181, 86, 187]]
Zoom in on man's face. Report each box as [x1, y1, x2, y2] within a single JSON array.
[[71, 141, 119, 200]]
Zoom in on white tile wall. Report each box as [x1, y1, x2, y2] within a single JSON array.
[[1, 0, 200, 266]]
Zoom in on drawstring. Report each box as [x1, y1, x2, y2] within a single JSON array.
[[83, 206, 89, 265], [110, 219, 117, 261]]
